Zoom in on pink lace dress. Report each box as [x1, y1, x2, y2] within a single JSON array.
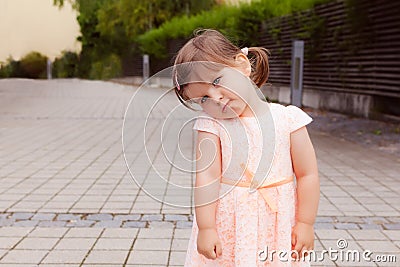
[[185, 103, 313, 267]]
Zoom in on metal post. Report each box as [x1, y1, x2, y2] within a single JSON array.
[[143, 54, 149, 81], [290, 40, 304, 107], [47, 59, 52, 80]]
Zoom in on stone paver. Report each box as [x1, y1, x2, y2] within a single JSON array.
[[0, 79, 399, 266]]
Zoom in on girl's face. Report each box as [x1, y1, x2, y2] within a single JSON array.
[[183, 63, 254, 119]]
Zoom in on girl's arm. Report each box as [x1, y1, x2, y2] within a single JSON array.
[[291, 126, 320, 224], [194, 130, 222, 259], [290, 126, 320, 256]]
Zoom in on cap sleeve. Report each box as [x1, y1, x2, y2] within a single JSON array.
[[192, 113, 220, 136], [286, 105, 313, 133]]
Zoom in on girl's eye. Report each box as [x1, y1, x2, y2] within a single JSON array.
[[200, 96, 209, 103], [212, 77, 221, 86]]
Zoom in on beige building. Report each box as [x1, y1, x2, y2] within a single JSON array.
[[0, 0, 81, 63]]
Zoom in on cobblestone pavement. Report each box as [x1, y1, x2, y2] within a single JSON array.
[[0, 79, 399, 266]]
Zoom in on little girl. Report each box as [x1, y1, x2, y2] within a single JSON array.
[[173, 29, 320, 266]]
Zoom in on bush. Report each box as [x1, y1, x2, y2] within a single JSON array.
[[19, 52, 48, 79], [89, 53, 122, 80], [0, 57, 28, 78], [137, 5, 240, 58], [53, 51, 79, 78], [137, 0, 330, 58]]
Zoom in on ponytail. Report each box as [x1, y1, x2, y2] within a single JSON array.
[[247, 47, 270, 88]]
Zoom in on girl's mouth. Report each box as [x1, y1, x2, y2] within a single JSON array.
[[222, 100, 230, 113]]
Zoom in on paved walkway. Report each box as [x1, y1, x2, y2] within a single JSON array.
[[0, 79, 398, 266]]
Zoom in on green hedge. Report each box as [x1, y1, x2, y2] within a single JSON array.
[[0, 52, 48, 79], [53, 51, 80, 78], [137, 0, 330, 58], [0, 58, 22, 78], [89, 53, 122, 80], [20, 52, 48, 79]]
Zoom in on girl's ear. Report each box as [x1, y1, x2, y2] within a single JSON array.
[[234, 53, 251, 77]]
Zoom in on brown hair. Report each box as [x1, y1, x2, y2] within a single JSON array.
[[173, 29, 270, 105]]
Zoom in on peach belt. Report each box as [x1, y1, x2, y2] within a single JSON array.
[[220, 164, 294, 212]]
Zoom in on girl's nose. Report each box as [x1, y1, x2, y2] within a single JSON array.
[[208, 87, 223, 103]]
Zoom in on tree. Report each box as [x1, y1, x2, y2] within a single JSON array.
[[53, 0, 216, 78]]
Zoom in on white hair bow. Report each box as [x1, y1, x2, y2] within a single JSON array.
[[241, 47, 249, 56]]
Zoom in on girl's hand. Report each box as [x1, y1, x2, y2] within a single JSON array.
[[197, 228, 222, 260], [291, 222, 315, 259]]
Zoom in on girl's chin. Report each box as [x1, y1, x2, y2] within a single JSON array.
[[210, 110, 241, 120], [203, 104, 243, 119], [217, 114, 238, 119]]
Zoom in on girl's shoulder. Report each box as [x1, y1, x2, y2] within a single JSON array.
[[192, 112, 221, 136], [268, 102, 313, 132], [269, 102, 285, 110], [268, 102, 289, 116], [269, 102, 308, 116]]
